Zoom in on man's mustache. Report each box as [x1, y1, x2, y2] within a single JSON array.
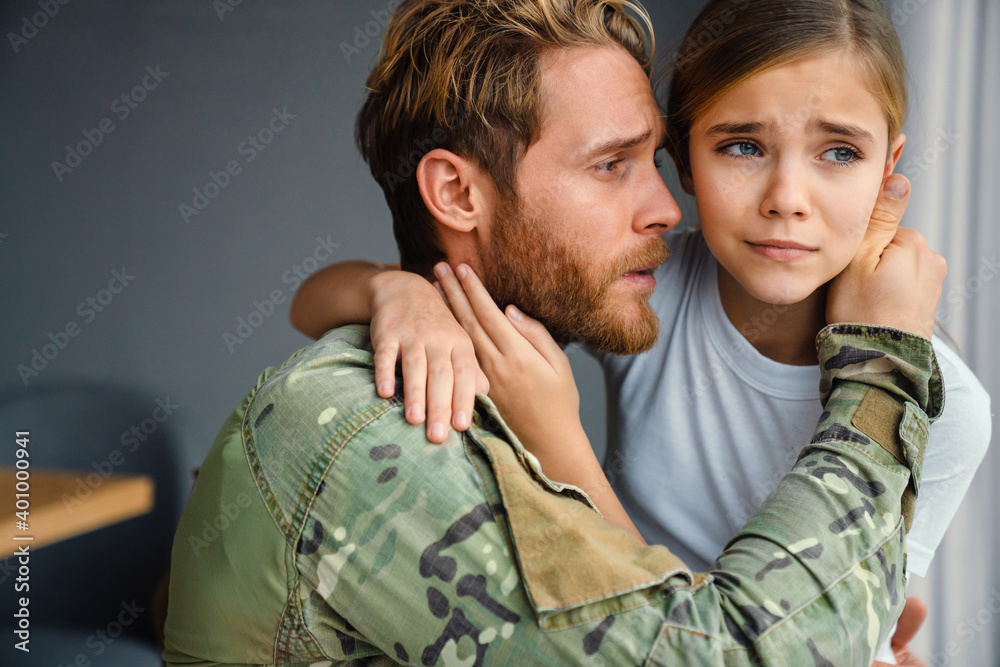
[[606, 237, 670, 282]]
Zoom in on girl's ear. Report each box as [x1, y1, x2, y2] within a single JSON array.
[[666, 125, 695, 195], [884, 133, 906, 177]]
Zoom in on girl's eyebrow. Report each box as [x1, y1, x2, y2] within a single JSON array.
[[812, 120, 876, 144], [705, 121, 774, 136], [704, 120, 877, 145]]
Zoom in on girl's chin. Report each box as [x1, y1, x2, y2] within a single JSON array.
[[740, 280, 819, 307]]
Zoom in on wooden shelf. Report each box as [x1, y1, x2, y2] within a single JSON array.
[[0, 468, 154, 558]]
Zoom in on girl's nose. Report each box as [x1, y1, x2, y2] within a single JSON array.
[[760, 161, 811, 220]]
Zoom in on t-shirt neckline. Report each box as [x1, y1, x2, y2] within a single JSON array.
[[697, 251, 821, 400]]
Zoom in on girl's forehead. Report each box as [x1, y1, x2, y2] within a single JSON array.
[[694, 52, 889, 138]]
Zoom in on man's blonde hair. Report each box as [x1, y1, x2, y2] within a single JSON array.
[[356, 0, 655, 277]]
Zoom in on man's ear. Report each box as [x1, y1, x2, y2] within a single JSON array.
[[884, 133, 906, 177], [417, 149, 491, 234], [666, 125, 695, 196]]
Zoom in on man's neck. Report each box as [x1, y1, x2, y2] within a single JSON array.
[[716, 263, 828, 366]]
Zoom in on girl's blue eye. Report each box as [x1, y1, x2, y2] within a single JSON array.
[[721, 141, 761, 158], [823, 147, 860, 164]]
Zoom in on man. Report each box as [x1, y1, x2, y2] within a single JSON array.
[[163, 1, 945, 665]]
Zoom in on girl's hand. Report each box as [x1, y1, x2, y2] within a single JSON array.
[[434, 261, 643, 539], [289, 260, 487, 443], [432, 262, 582, 462], [368, 270, 489, 443]]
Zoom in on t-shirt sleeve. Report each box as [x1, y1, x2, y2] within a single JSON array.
[[905, 337, 992, 576]]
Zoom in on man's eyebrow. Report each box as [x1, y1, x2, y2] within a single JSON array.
[[705, 121, 775, 136], [583, 128, 654, 158], [813, 120, 876, 144]]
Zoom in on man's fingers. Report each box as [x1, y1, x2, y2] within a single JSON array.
[[892, 597, 928, 650], [859, 174, 910, 262]]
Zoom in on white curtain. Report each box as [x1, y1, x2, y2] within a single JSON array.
[[894, 1, 1000, 664]]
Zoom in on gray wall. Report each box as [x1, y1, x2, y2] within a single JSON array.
[[0, 0, 700, 473]]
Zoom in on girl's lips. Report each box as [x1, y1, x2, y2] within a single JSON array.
[[747, 240, 817, 261]]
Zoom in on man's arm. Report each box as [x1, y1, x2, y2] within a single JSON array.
[[289, 176, 944, 664], [689, 323, 941, 663], [286, 324, 939, 665]]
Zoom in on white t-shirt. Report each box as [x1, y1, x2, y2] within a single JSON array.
[[598, 227, 992, 578]]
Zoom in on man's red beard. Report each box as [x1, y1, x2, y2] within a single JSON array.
[[480, 197, 669, 355]]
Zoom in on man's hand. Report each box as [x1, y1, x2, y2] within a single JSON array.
[[827, 174, 946, 338], [873, 597, 928, 667]]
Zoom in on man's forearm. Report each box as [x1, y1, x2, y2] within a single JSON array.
[[654, 325, 941, 665], [283, 326, 941, 665]]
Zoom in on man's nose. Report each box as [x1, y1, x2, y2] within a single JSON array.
[[634, 169, 682, 235]]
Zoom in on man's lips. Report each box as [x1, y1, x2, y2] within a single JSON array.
[[620, 264, 659, 286], [747, 239, 817, 261]]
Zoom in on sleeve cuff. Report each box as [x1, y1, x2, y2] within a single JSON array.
[[812, 324, 945, 529], [816, 324, 944, 420]]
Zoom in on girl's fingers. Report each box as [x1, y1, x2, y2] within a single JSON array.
[[424, 344, 454, 443], [474, 367, 491, 396], [400, 346, 427, 426], [453, 264, 526, 356], [373, 340, 400, 399], [505, 305, 566, 368], [451, 345, 481, 431], [434, 263, 500, 358]]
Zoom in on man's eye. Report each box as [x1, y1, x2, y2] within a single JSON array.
[[654, 148, 667, 168], [598, 159, 623, 173]]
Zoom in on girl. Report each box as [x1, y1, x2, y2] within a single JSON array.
[[291, 0, 990, 662]]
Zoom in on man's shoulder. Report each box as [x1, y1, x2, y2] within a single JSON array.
[[251, 324, 383, 446], [245, 324, 406, 502], [265, 324, 377, 388]]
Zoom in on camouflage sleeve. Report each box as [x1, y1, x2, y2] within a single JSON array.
[[291, 326, 941, 666], [650, 325, 942, 665]]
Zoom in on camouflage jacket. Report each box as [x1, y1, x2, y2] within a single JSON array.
[[163, 323, 943, 666]]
